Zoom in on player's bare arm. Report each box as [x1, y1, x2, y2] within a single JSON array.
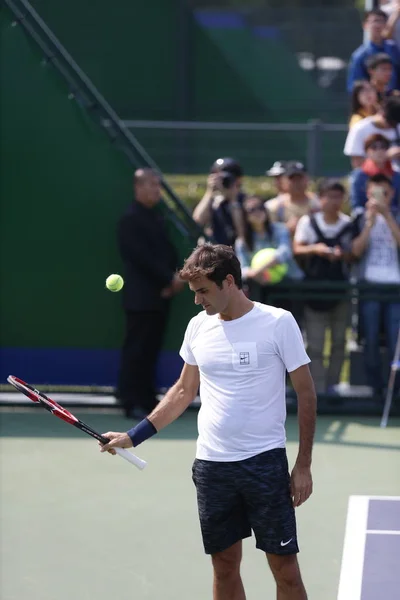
[[100, 363, 199, 452], [148, 363, 200, 431], [289, 364, 317, 508]]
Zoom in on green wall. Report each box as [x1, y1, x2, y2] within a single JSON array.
[[24, 1, 347, 175], [29, 0, 182, 119], [0, 7, 197, 352]]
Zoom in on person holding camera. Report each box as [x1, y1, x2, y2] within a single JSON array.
[[352, 173, 400, 398], [349, 133, 400, 209], [192, 157, 245, 246]]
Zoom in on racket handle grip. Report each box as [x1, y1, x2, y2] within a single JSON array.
[[114, 447, 147, 470]]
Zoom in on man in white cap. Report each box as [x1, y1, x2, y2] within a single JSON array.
[[266, 160, 288, 196]]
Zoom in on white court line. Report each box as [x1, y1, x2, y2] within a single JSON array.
[[337, 496, 400, 600], [337, 496, 369, 600], [361, 496, 400, 501], [366, 530, 400, 535]]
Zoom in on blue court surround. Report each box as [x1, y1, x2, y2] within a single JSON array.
[[0, 348, 183, 388]]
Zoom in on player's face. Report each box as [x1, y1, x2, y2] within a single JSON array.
[[189, 275, 230, 315]]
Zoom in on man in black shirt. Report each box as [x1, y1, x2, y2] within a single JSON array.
[[192, 157, 245, 246], [117, 168, 183, 418]]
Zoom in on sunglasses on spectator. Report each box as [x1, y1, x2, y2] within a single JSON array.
[[369, 142, 389, 150]]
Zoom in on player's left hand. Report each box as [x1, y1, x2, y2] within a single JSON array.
[[290, 464, 313, 507], [99, 431, 133, 455]]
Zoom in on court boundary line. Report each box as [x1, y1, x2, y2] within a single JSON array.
[[366, 530, 400, 534], [337, 495, 369, 600], [337, 495, 400, 600]]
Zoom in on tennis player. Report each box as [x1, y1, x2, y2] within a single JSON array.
[[101, 243, 317, 600]]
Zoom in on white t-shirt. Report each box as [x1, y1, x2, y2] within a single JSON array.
[[382, 3, 400, 51], [365, 214, 400, 283], [344, 116, 397, 158], [179, 302, 310, 462], [294, 212, 352, 246]]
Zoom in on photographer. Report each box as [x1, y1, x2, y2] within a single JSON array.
[[352, 173, 400, 399], [192, 157, 245, 246]]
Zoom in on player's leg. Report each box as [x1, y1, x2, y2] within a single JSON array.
[[192, 459, 251, 600], [239, 448, 307, 599], [266, 553, 307, 600], [211, 541, 246, 600]]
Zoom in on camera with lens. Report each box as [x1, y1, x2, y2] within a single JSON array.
[[220, 171, 237, 189]]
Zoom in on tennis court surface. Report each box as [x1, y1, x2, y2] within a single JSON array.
[[338, 496, 400, 600], [1, 407, 399, 600]]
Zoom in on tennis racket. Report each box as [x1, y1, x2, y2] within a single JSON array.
[[7, 375, 147, 470]]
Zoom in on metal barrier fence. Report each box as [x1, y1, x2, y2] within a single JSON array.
[[119, 119, 349, 177]]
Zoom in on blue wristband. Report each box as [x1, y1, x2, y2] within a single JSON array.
[[127, 418, 157, 447]]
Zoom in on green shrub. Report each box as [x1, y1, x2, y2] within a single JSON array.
[[165, 174, 350, 214]]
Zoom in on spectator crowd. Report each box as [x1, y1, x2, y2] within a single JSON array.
[[188, 8, 400, 402], [117, 6, 400, 418]]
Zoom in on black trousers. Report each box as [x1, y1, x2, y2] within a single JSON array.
[[117, 309, 169, 413]]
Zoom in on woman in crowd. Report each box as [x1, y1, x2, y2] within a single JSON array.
[[349, 80, 378, 129], [235, 195, 297, 304]]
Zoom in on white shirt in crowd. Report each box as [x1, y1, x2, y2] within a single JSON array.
[[294, 212, 352, 245], [364, 214, 400, 283], [179, 302, 310, 462], [344, 117, 398, 160], [381, 2, 400, 51]]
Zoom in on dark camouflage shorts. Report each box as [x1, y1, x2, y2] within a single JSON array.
[[192, 448, 299, 555]]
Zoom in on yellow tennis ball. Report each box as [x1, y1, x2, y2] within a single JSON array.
[[251, 248, 288, 284], [106, 274, 124, 292]]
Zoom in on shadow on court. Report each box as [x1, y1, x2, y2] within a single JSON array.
[[1, 408, 400, 452]]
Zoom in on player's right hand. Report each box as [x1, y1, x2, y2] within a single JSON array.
[[99, 431, 132, 455]]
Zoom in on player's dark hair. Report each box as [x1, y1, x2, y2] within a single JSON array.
[[363, 9, 387, 23], [317, 179, 346, 197], [179, 243, 243, 289], [366, 173, 394, 188]]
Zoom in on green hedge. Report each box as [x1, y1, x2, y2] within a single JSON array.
[[165, 174, 350, 213]]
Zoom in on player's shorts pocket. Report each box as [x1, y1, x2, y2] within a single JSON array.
[[231, 342, 258, 372]]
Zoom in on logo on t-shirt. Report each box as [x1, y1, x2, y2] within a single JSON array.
[[239, 352, 250, 365]]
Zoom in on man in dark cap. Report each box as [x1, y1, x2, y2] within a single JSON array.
[[192, 157, 245, 246]]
